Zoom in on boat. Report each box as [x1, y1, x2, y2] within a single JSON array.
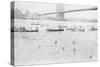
[[11, 27, 39, 32], [46, 25, 64, 32], [47, 28, 64, 32], [22, 27, 39, 32], [11, 26, 19, 32], [21, 30, 39, 32]]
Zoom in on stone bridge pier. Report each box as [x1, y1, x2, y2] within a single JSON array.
[[56, 4, 65, 20]]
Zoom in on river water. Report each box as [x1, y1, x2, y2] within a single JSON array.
[[13, 19, 97, 65]]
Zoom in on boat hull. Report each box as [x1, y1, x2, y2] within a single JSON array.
[[47, 29, 64, 32]]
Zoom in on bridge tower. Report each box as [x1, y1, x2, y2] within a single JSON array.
[[56, 4, 64, 20]]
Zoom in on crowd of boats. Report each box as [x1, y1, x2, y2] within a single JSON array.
[[11, 25, 64, 32], [11, 24, 97, 32]]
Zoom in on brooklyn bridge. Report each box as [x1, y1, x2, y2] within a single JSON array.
[[38, 4, 97, 20]]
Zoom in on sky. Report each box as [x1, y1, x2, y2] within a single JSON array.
[[15, 1, 56, 14], [15, 1, 97, 14], [14, 1, 97, 21]]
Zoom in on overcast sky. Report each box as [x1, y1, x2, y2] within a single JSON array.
[[14, 1, 97, 21], [15, 1, 97, 14]]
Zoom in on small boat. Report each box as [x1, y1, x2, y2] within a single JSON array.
[[47, 25, 64, 32], [11, 29, 18, 32], [22, 27, 39, 32], [31, 23, 40, 25], [47, 28, 64, 32], [11, 26, 18, 32], [21, 30, 39, 32], [11, 28, 20, 32], [31, 21, 40, 25]]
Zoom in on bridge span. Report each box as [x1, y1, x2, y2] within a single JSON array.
[[38, 4, 97, 20]]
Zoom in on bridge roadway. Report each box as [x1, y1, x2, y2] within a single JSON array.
[[38, 7, 97, 16]]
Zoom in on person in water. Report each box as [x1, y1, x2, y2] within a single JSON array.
[[73, 41, 75, 45], [54, 40, 58, 48], [62, 47, 65, 51], [38, 45, 41, 49], [55, 40, 57, 44], [73, 48, 76, 55]]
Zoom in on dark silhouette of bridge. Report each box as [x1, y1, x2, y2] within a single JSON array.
[[38, 4, 97, 20]]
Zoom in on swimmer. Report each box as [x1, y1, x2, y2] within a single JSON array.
[[55, 40, 57, 44], [73, 48, 76, 55], [73, 41, 75, 45], [38, 45, 41, 49], [62, 47, 65, 51]]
